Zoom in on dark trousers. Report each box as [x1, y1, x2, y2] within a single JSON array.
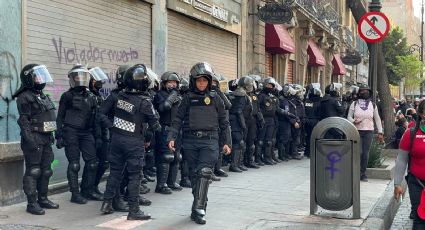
[[304, 122, 315, 157], [359, 130, 374, 176], [21, 133, 54, 198], [258, 118, 276, 155], [408, 173, 425, 229], [94, 140, 109, 187], [104, 133, 144, 208], [182, 134, 219, 196], [63, 127, 97, 193]]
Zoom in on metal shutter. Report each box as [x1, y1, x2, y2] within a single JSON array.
[[265, 52, 273, 77], [167, 11, 238, 80], [287, 60, 294, 84], [26, 0, 152, 102]]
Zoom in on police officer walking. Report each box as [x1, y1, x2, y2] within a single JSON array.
[[153, 71, 183, 194], [56, 65, 101, 204], [167, 62, 231, 225], [100, 64, 161, 220], [14, 64, 59, 215]]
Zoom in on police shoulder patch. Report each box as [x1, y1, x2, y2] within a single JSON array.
[[252, 95, 257, 101]]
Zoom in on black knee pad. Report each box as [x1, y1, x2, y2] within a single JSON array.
[[41, 169, 53, 178], [69, 162, 80, 172], [161, 153, 175, 163], [174, 151, 182, 162], [87, 161, 99, 170], [198, 167, 213, 179], [265, 141, 273, 147], [28, 167, 41, 178], [256, 141, 264, 147], [249, 145, 255, 153]]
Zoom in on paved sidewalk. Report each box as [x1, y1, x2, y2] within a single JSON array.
[[0, 159, 390, 230], [390, 192, 413, 229]]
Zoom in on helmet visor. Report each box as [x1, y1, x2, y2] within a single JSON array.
[[89, 67, 108, 82], [32, 65, 53, 85], [146, 67, 159, 89], [70, 71, 90, 87]]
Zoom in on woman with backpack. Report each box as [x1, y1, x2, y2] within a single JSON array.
[[347, 84, 384, 182], [394, 100, 425, 229]]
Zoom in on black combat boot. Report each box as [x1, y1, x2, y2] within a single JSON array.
[[229, 149, 243, 172], [71, 192, 87, 204], [278, 144, 289, 162], [38, 196, 59, 209], [27, 195, 45, 215], [112, 191, 129, 212], [101, 199, 114, 214], [167, 163, 183, 191], [127, 205, 151, 221], [155, 163, 172, 194], [139, 195, 152, 206], [254, 142, 265, 166]]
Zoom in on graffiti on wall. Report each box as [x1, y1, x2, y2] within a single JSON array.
[[0, 51, 20, 142], [49, 37, 144, 100]]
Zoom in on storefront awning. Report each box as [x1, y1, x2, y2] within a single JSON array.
[[265, 24, 295, 54], [307, 39, 325, 66], [332, 54, 347, 75]]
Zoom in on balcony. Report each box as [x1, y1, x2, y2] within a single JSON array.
[[295, 0, 340, 37]]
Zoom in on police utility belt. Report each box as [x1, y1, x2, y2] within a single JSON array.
[[184, 130, 218, 139], [31, 119, 56, 133]]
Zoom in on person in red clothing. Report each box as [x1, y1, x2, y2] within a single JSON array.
[[394, 100, 425, 229]]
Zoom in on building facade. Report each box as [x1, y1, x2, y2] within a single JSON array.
[[0, 0, 368, 206]]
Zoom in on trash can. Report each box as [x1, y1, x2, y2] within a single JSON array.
[[310, 117, 360, 219]]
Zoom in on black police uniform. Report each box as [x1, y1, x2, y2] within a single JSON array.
[[56, 87, 99, 203], [16, 86, 59, 214], [320, 93, 345, 139], [101, 90, 159, 218], [290, 95, 305, 155], [257, 88, 279, 165], [153, 87, 182, 194], [303, 95, 321, 158], [213, 86, 231, 177], [277, 93, 297, 161], [245, 91, 264, 166], [167, 87, 231, 225], [228, 87, 251, 172]]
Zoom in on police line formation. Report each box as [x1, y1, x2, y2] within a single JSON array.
[[14, 62, 378, 225]]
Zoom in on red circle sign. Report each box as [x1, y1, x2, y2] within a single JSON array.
[[358, 12, 390, 43]]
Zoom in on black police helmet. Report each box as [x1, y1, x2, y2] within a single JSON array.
[[116, 65, 130, 89], [20, 64, 39, 88], [189, 62, 214, 91], [160, 71, 180, 89], [238, 76, 255, 93], [123, 64, 151, 92]]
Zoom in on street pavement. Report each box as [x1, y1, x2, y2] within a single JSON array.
[[0, 158, 391, 230], [390, 191, 413, 229]]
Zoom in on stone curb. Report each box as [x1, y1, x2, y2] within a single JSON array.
[[361, 179, 407, 230]]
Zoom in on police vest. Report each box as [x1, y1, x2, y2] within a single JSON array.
[[304, 99, 320, 119], [64, 90, 97, 129], [261, 94, 278, 117], [187, 92, 218, 131], [112, 92, 147, 137], [31, 93, 57, 133]]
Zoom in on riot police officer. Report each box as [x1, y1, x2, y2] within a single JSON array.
[[211, 74, 232, 178], [178, 77, 192, 188], [167, 62, 231, 225], [257, 77, 279, 165], [320, 83, 345, 139], [100, 64, 161, 220], [303, 83, 322, 158], [87, 67, 109, 198], [56, 65, 101, 204], [244, 76, 264, 168], [14, 64, 59, 215], [228, 76, 254, 172], [153, 71, 183, 194]]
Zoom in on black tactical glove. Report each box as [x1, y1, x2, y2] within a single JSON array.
[[56, 138, 66, 149]]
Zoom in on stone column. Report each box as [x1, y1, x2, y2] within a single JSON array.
[[152, 0, 167, 75], [296, 21, 314, 85]]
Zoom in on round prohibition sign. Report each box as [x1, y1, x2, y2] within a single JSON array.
[[358, 12, 390, 43]]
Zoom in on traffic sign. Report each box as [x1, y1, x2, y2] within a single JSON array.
[[358, 12, 390, 43]]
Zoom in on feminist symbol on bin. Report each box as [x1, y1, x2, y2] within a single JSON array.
[[325, 151, 342, 180]]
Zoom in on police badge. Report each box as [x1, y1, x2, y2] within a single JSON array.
[[204, 97, 211, 105], [252, 95, 257, 101]]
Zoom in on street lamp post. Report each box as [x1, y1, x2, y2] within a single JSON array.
[[368, 0, 382, 104]]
